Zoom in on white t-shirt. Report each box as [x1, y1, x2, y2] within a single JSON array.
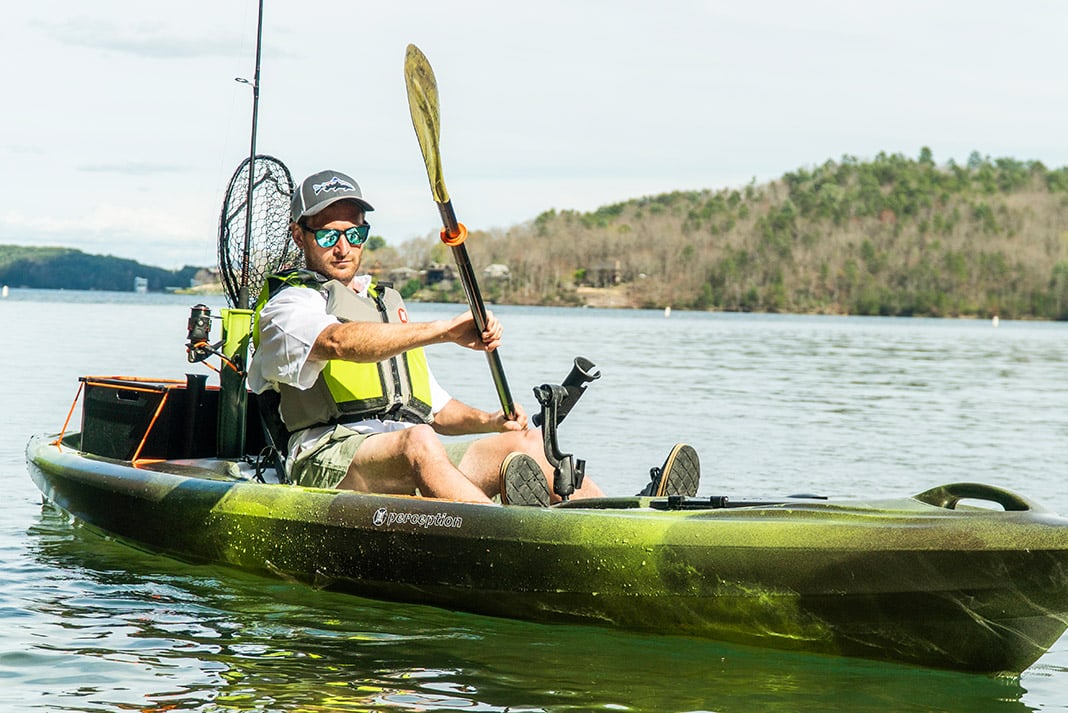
[[248, 274, 452, 464]]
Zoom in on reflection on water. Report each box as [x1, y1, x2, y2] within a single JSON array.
[[16, 505, 1038, 713]]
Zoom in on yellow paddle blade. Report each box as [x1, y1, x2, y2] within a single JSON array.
[[404, 44, 449, 204]]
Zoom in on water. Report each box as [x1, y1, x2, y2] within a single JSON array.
[[3, 287, 1068, 711]]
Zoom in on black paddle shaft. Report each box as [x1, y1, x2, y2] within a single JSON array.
[[438, 200, 516, 420]]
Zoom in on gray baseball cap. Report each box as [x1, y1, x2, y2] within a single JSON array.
[[291, 170, 375, 223]]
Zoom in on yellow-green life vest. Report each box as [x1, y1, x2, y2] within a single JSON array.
[[254, 269, 434, 431]]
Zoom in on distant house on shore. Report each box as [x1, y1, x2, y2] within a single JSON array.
[[425, 263, 458, 286], [191, 268, 221, 288], [482, 264, 511, 281], [387, 267, 421, 285], [586, 260, 622, 287]]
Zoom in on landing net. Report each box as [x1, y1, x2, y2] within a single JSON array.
[[218, 155, 300, 307]]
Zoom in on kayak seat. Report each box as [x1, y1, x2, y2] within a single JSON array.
[[252, 389, 290, 483]]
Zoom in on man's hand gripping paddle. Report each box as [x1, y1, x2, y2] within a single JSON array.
[[404, 44, 516, 421]]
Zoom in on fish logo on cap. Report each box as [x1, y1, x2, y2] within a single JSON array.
[[313, 176, 356, 195]]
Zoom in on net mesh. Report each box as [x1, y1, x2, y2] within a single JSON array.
[[218, 154, 301, 308]]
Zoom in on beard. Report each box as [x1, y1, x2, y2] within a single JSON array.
[[303, 245, 361, 284]]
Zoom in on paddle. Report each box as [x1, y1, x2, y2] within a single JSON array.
[[404, 44, 517, 420]]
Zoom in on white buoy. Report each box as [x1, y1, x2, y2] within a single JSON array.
[[664, 306, 671, 318], [992, 315, 999, 328], [1, 285, 7, 298]]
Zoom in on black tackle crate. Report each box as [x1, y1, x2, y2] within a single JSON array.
[[79, 377, 220, 460]]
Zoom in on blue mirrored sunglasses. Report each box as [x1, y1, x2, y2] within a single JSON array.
[[303, 224, 370, 248]]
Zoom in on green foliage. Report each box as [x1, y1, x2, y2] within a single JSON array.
[[972, 202, 998, 234], [1046, 168, 1068, 192], [757, 200, 797, 259], [399, 278, 423, 299], [0, 244, 71, 269], [1049, 262, 1068, 319], [428, 242, 450, 265], [0, 245, 198, 291]]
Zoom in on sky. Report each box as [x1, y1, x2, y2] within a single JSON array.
[[2, 1, 1066, 270]]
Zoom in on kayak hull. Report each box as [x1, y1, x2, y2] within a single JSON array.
[[26, 432, 1068, 674]]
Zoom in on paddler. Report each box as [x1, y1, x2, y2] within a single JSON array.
[[249, 170, 699, 505]]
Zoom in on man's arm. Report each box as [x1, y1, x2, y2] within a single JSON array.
[[431, 399, 529, 436], [310, 311, 503, 363]]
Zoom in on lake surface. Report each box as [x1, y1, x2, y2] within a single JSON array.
[[3, 287, 1068, 712]]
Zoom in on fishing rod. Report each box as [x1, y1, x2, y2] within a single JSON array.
[[215, 0, 267, 459], [234, 0, 265, 310], [220, 0, 294, 312]]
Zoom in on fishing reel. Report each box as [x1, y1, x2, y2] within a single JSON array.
[[185, 304, 223, 364], [534, 357, 601, 501]]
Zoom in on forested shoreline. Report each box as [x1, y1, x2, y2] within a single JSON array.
[[0, 245, 201, 293], [393, 150, 1068, 319], [5, 150, 1068, 319]]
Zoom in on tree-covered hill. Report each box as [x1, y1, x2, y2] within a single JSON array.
[[0, 245, 201, 292], [6, 150, 1068, 319], [403, 150, 1068, 319]]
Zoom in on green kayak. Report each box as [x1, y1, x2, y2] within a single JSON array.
[[26, 420, 1068, 675]]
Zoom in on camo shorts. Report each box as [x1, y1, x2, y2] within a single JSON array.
[[290, 423, 474, 490]]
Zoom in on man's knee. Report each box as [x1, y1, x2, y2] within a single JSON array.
[[520, 428, 544, 453], [400, 423, 447, 462], [496, 428, 544, 457]]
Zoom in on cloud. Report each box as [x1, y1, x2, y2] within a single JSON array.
[[80, 163, 189, 176], [7, 0, 1068, 274], [36, 18, 248, 59]]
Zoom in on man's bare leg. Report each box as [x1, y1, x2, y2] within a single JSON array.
[[337, 424, 493, 503], [456, 429, 605, 503]]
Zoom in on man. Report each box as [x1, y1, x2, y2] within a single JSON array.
[[249, 169, 699, 505]]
